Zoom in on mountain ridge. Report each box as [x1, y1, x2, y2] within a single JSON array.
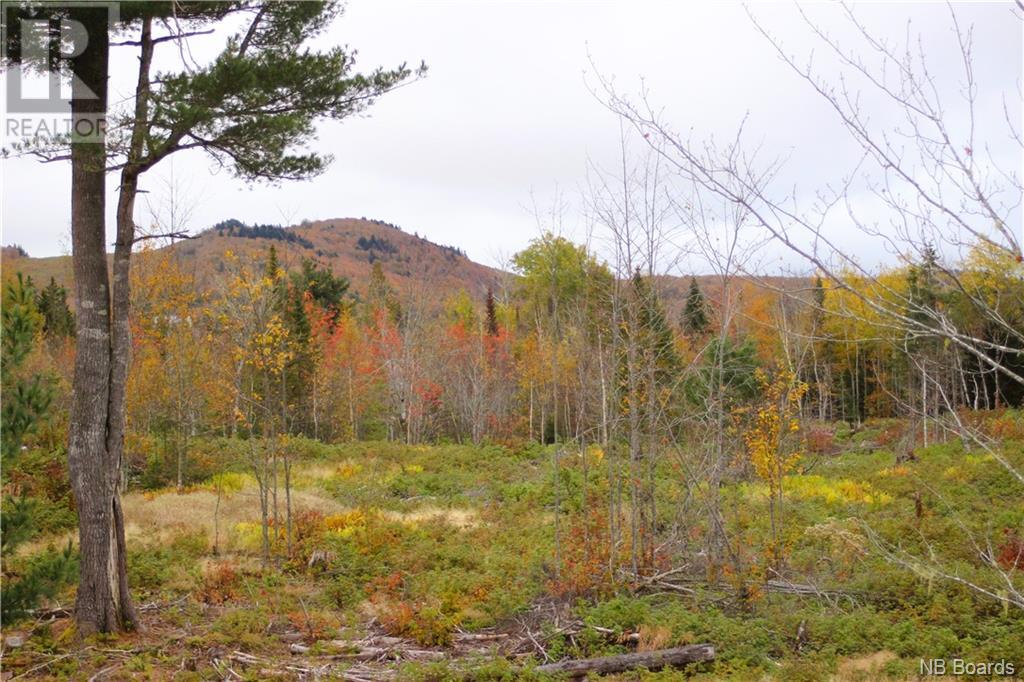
[[1, 217, 508, 303], [1, 217, 807, 316]]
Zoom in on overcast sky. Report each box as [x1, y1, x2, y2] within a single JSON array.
[[1, 1, 1020, 274]]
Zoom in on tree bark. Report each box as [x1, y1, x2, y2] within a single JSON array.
[[534, 644, 714, 677], [67, 6, 137, 635]]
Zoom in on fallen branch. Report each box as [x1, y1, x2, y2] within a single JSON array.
[[30, 606, 72, 620], [534, 644, 714, 677], [10, 650, 83, 680], [453, 632, 508, 642]]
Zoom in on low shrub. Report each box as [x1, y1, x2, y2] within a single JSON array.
[[196, 560, 241, 605], [128, 546, 174, 591]]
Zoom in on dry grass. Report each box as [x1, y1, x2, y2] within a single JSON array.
[[17, 461, 479, 557], [293, 461, 347, 484], [383, 505, 479, 529], [123, 486, 349, 552], [636, 624, 673, 652], [835, 651, 897, 681]]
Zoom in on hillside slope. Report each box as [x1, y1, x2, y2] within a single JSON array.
[[2, 219, 807, 315], [2, 218, 507, 303]]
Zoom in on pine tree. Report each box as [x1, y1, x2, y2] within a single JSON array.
[[682, 276, 710, 336], [0, 275, 72, 623], [4, 0, 424, 634], [1, 496, 77, 623], [1, 274, 52, 459]]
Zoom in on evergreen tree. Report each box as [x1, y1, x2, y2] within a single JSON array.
[[686, 335, 761, 408], [4, 0, 425, 634], [35, 277, 76, 341], [283, 282, 314, 434], [632, 271, 681, 383], [1, 496, 77, 623], [906, 244, 942, 331], [293, 258, 350, 325], [812, 274, 826, 311], [0, 274, 73, 623], [682, 276, 710, 336], [619, 272, 682, 428], [905, 244, 945, 428], [1, 274, 52, 459], [264, 244, 283, 281], [485, 288, 499, 337]]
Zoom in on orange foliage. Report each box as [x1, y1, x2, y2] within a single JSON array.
[[996, 531, 1024, 571], [196, 560, 241, 605]]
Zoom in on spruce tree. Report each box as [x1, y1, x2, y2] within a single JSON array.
[[265, 244, 283, 280], [36, 277, 76, 342], [293, 258, 350, 325], [283, 281, 314, 433], [485, 288, 499, 337], [633, 272, 681, 381], [620, 271, 682, 425], [682, 276, 710, 336]]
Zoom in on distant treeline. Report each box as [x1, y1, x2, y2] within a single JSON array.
[[2, 244, 30, 258], [209, 219, 315, 250], [356, 235, 398, 254], [358, 217, 466, 260], [204, 217, 471, 266]]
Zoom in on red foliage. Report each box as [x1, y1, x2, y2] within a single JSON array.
[[804, 425, 838, 456], [286, 609, 336, 644], [196, 560, 241, 605], [549, 505, 630, 599], [876, 421, 908, 448], [996, 530, 1024, 571]]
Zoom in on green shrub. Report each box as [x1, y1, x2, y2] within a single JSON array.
[[128, 546, 174, 591], [0, 541, 77, 622], [209, 607, 273, 650]]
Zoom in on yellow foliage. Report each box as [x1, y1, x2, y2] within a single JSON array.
[[232, 521, 268, 552], [206, 471, 250, 495], [335, 461, 363, 479], [744, 369, 808, 491], [784, 475, 893, 506], [942, 466, 970, 483], [323, 510, 370, 537]]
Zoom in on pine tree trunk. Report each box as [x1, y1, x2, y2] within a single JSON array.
[[67, 8, 137, 635]]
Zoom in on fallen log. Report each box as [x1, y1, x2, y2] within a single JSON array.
[[534, 644, 714, 677]]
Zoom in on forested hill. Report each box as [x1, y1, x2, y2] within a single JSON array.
[[178, 217, 505, 299], [0, 217, 506, 302], [2, 218, 806, 312]]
